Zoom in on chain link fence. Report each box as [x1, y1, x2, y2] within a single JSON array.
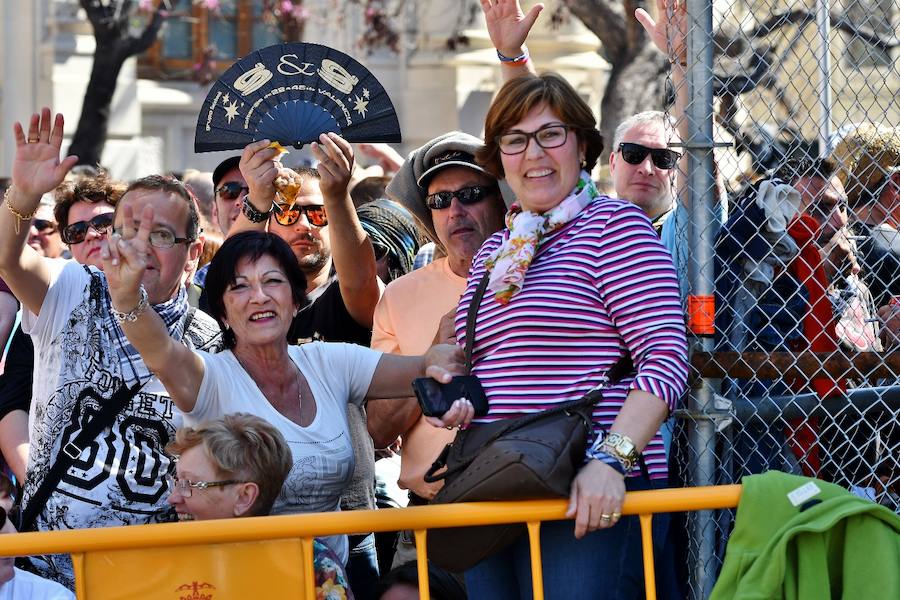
[[668, 0, 899, 597]]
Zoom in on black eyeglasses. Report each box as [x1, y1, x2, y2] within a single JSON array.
[[166, 474, 245, 498], [32, 219, 57, 233], [617, 142, 682, 170], [497, 124, 572, 155], [0, 505, 21, 531], [216, 182, 250, 201], [425, 185, 498, 210], [111, 226, 195, 249], [273, 203, 328, 227], [61, 213, 114, 244]]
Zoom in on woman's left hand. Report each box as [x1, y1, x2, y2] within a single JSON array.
[[566, 460, 626, 539], [421, 343, 475, 429]]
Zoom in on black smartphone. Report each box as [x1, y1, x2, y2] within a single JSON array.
[[412, 375, 489, 418]]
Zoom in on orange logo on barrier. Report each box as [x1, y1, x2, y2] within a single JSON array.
[[175, 581, 216, 600]]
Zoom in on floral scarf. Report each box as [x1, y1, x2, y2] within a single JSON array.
[[486, 171, 600, 304]]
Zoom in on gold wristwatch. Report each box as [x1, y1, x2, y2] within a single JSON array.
[[599, 433, 639, 473]]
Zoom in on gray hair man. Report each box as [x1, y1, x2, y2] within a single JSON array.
[[609, 110, 687, 297]]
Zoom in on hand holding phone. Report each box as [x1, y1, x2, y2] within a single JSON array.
[[412, 375, 489, 419]]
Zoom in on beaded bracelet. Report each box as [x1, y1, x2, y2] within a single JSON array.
[[497, 46, 529, 66], [3, 187, 37, 235]]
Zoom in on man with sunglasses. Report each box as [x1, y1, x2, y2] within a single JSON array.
[[608, 111, 688, 300], [371, 132, 506, 570], [0, 109, 222, 589], [210, 156, 248, 236]]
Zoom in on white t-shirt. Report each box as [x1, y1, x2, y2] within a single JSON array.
[[21, 261, 221, 587], [188, 341, 382, 562], [0, 568, 74, 600]]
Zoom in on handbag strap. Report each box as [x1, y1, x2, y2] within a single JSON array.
[[19, 380, 144, 532], [464, 270, 491, 372]]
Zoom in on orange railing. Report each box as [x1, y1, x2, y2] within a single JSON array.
[[0, 485, 741, 599]]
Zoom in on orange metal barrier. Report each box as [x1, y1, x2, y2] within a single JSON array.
[[0, 485, 741, 599]]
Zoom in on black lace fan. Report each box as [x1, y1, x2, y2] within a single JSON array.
[[194, 42, 401, 153]]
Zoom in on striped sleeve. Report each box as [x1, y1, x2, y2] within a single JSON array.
[[594, 203, 688, 410]]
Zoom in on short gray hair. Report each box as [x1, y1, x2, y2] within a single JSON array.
[[612, 111, 680, 154]]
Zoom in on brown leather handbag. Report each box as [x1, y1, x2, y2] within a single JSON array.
[[422, 271, 634, 573]]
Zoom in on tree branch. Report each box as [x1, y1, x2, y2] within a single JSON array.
[[735, 9, 899, 49], [562, 0, 629, 64], [124, 6, 166, 57]]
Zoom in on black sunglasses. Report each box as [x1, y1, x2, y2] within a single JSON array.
[[425, 185, 498, 210], [273, 203, 328, 227], [61, 213, 114, 244], [32, 219, 57, 233], [617, 142, 681, 170], [0, 505, 21, 531], [216, 181, 250, 201]]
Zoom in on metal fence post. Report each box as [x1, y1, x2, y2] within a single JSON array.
[[684, 0, 718, 597]]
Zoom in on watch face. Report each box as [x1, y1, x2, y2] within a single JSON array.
[[609, 434, 636, 458]]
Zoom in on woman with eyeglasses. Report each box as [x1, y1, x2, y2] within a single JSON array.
[[165, 413, 353, 598], [101, 226, 468, 566], [438, 71, 688, 598]]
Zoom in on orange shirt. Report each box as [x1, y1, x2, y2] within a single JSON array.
[[371, 257, 466, 498]]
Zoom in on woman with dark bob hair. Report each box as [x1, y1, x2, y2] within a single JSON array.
[[102, 227, 468, 565], [447, 71, 689, 597]]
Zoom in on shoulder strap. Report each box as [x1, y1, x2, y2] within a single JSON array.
[[19, 381, 143, 532], [464, 271, 492, 372]]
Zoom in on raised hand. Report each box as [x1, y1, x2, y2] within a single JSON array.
[[312, 132, 354, 201], [481, 0, 544, 57], [11, 108, 79, 197], [356, 142, 404, 173], [102, 203, 153, 309], [635, 0, 687, 65], [240, 139, 282, 206]]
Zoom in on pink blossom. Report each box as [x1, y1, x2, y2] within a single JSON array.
[[292, 5, 310, 20], [199, 0, 220, 11], [138, 0, 153, 12], [281, 0, 294, 14]]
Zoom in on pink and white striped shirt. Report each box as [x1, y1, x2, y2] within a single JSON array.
[[454, 196, 689, 479]]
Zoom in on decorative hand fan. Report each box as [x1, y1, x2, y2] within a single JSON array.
[[194, 42, 401, 153]]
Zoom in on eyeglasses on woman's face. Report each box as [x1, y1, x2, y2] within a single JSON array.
[[617, 142, 682, 170], [216, 182, 250, 201], [497, 124, 573, 155], [273, 203, 328, 227], [61, 213, 114, 244], [166, 474, 245, 498]]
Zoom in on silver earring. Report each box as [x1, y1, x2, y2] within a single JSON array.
[[223, 322, 230, 330]]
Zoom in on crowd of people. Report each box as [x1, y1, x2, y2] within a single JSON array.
[[0, 0, 897, 598]]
